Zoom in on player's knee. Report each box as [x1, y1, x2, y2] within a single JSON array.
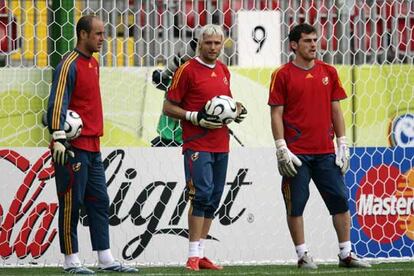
[[196, 189, 213, 207], [190, 193, 214, 217], [288, 207, 306, 217], [195, 197, 210, 211], [204, 200, 221, 219], [204, 210, 215, 219], [190, 202, 205, 217], [286, 198, 307, 216], [101, 194, 110, 207], [207, 196, 221, 215], [327, 195, 349, 215], [90, 193, 110, 209]]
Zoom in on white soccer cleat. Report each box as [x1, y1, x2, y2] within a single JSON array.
[[63, 262, 95, 274], [98, 261, 139, 273], [297, 252, 318, 269], [338, 252, 371, 268]]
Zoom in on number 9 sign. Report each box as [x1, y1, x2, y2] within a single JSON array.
[[252, 25, 266, 53], [237, 11, 280, 66]]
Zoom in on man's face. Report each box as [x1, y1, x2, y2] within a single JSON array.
[[292, 32, 317, 61], [198, 34, 223, 63], [84, 18, 105, 53]]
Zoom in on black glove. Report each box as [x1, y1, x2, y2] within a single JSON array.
[[235, 103, 247, 123], [51, 131, 74, 166], [185, 109, 223, 129], [152, 69, 172, 91]]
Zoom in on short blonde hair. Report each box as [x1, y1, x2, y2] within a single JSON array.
[[197, 24, 225, 55]]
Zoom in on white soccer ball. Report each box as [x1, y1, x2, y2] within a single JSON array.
[[205, 95, 237, 124], [64, 110, 83, 140]]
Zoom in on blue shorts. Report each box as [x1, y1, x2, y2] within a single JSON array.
[[184, 150, 228, 219], [281, 154, 349, 216]]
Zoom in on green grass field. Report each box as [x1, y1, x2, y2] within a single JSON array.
[[2, 262, 414, 276]]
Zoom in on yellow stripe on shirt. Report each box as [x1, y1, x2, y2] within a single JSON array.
[[170, 61, 190, 90], [269, 66, 284, 93], [52, 52, 79, 130]]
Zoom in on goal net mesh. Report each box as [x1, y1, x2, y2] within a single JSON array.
[[0, 0, 413, 266]]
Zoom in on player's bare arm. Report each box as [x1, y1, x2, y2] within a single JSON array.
[[163, 99, 187, 121], [331, 101, 346, 137], [270, 105, 284, 140]]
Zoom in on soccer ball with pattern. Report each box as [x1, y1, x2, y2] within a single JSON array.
[[205, 95, 237, 124], [64, 110, 83, 140]]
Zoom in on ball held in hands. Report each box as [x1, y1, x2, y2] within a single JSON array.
[[204, 95, 238, 124]]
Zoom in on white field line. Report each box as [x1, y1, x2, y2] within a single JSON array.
[[140, 267, 414, 276]]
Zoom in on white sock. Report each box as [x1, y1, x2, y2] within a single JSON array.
[[64, 253, 81, 268], [199, 239, 206, 258], [188, 241, 200, 258], [295, 243, 308, 259], [339, 241, 352, 259], [98, 249, 115, 266]]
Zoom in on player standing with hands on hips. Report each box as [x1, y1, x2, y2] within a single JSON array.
[[163, 24, 247, 271], [268, 23, 370, 269], [47, 15, 138, 274]]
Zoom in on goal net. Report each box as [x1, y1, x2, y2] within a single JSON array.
[[0, 0, 413, 266]]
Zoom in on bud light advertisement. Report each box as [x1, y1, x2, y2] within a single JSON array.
[[348, 147, 414, 257]]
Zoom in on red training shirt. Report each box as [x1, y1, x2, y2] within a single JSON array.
[[268, 60, 347, 154], [167, 57, 232, 153], [47, 49, 103, 152]]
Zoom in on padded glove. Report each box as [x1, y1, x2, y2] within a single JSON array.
[[185, 108, 223, 129], [51, 130, 74, 166], [234, 103, 247, 123], [275, 139, 302, 177], [335, 136, 350, 175]]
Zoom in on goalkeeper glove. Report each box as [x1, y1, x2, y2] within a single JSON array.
[[335, 136, 350, 175], [275, 139, 302, 177], [51, 130, 74, 166], [185, 108, 223, 129], [234, 102, 247, 123], [152, 69, 172, 91]]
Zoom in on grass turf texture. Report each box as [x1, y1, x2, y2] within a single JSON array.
[[1, 262, 414, 275]]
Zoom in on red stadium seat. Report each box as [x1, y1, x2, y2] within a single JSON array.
[[0, 3, 19, 53]]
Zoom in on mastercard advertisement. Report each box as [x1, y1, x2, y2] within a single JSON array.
[[347, 147, 414, 257]]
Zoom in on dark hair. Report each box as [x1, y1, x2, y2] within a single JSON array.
[[76, 15, 97, 39], [288, 23, 317, 43]]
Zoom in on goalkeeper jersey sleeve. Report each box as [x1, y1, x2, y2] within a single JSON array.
[[47, 51, 78, 133]]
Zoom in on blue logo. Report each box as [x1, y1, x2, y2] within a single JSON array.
[[389, 113, 414, 147]]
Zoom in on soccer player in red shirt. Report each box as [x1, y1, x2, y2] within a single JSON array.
[[47, 15, 137, 274], [163, 24, 247, 271], [268, 23, 370, 269]]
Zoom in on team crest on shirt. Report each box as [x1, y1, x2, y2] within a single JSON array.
[[191, 152, 199, 161], [223, 77, 229, 85], [322, 76, 329, 85], [72, 162, 81, 172]]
